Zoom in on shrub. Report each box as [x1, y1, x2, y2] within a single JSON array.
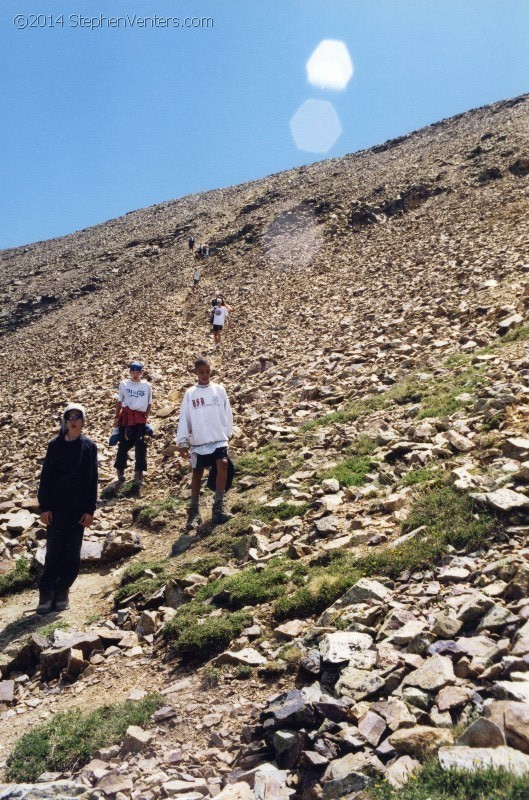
[[163, 605, 252, 660], [197, 560, 291, 609], [6, 694, 162, 783], [113, 560, 168, 607], [401, 468, 438, 486], [369, 759, 529, 800], [0, 558, 35, 597], [132, 497, 183, 528], [235, 443, 287, 476], [273, 478, 497, 622], [320, 455, 374, 487]]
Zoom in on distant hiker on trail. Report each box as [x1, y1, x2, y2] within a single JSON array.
[[204, 245, 210, 258], [113, 361, 152, 485], [188, 236, 195, 251], [176, 357, 234, 530], [193, 268, 200, 289], [211, 298, 229, 350], [37, 403, 98, 615], [196, 245, 203, 258]]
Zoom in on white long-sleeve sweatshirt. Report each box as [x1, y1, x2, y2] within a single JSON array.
[[176, 382, 233, 448]]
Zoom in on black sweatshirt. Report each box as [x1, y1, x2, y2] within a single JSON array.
[[38, 434, 98, 519]]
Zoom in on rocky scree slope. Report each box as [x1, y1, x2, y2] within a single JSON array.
[[0, 94, 528, 798]]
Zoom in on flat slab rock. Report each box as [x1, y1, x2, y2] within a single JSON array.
[[472, 488, 529, 512], [319, 631, 373, 664], [216, 647, 268, 666], [438, 745, 529, 776], [0, 783, 97, 799]]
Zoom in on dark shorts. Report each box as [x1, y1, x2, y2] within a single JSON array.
[[195, 446, 228, 470], [212, 324, 224, 332], [193, 278, 199, 285]]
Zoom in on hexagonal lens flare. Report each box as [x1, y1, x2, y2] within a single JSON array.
[[290, 99, 342, 154], [306, 39, 353, 91]]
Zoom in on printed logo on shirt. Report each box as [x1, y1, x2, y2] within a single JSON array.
[[214, 308, 222, 316], [126, 388, 147, 399], [192, 397, 206, 408]]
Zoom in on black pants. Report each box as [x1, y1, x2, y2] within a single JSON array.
[[114, 424, 147, 472], [39, 519, 84, 592]]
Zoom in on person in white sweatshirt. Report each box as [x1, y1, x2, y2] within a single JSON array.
[[176, 357, 233, 529]]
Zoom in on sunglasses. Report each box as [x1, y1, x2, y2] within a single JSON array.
[[66, 413, 83, 421]]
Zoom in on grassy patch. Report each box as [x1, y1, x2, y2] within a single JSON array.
[[299, 363, 490, 432], [235, 442, 288, 477], [38, 620, 70, 638], [392, 366, 488, 419], [301, 394, 388, 431], [401, 468, 439, 486], [132, 497, 183, 528], [274, 477, 497, 622], [162, 603, 252, 660], [0, 559, 35, 597], [101, 480, 140, 500], [113, 560, 168, 607], [232, 499, 310, 523], [196, 559, 292, 609], [175, 555, 225, 577], [496, 323, 529, 344], [320, 454, 374, 487], [6, 694, 162, 783], [369, 759, 529, 800]]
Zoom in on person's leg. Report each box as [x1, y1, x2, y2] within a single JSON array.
[[37, 523, 64, 613], [212, 458, 232, 524], [114, 435, 133, 479], [55, 522, 84, 610], [133, 425, 147, 483], [187, 466, 204, 530]]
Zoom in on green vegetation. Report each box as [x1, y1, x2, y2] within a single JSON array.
[[300, 362, 489, 432], [319, 436, 378, 488], [481, 410, 506, 432], [274, 476, 497, 622], [132, 497, 183, 528], [236, 664, 253, 679], [496, 323, 529, 344], [6, 694, 162, 783], [200, 664, 221, 688], [0, 558, 35, 597], [231, 498, 310, 523], [175, 555, 225, 577], [369, 760, 529, 800], [235, 442, 288, 476], [196, 558, 292, 609], [401, 468, 439, 486], [162, 603, 252, 659], [394, 365, 488, 419], [113, 560, 168, 607], [301, 394, 387, 431], [38, 620, 70, 638], [101, 480, 140, 500]]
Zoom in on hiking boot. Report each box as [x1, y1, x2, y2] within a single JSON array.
[[212, 500, 233, 526], [116, 468, 125, 483], [54, 588, 70, 612], [36, 591, 54, 615], [185, 509, 203, 531], [133, 470, 143, 485]]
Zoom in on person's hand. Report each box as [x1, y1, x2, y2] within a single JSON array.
[[179, 447, 189, 459], [79, 513, 94, 528], [40, 511, 52, 526]]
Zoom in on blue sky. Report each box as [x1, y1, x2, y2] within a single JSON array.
[[1, 0, 528, 250]]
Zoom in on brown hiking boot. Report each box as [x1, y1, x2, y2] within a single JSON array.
[[186, 509, 203, 531], [116, 468, 125, 483], [212, 500, 233, 526], [133, 470, 143, 485]]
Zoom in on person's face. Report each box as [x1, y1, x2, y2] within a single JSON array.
[[130, 367, 142, 382], [195, 364, 211, 385], [65, 411, 83, 438]]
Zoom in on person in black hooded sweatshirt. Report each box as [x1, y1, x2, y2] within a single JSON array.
[[37, 402, 98, 614]]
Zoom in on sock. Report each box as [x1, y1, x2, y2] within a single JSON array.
[[190, 495, 199, 513], [214, 490, 224, 504]]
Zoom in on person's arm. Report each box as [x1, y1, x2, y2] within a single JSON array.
[[224, 388, 233, 439], [176, 393, 191, 456], [80, 440, 98, 528], [38, 443, 53, 525], [114, 401, 122, 426]]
